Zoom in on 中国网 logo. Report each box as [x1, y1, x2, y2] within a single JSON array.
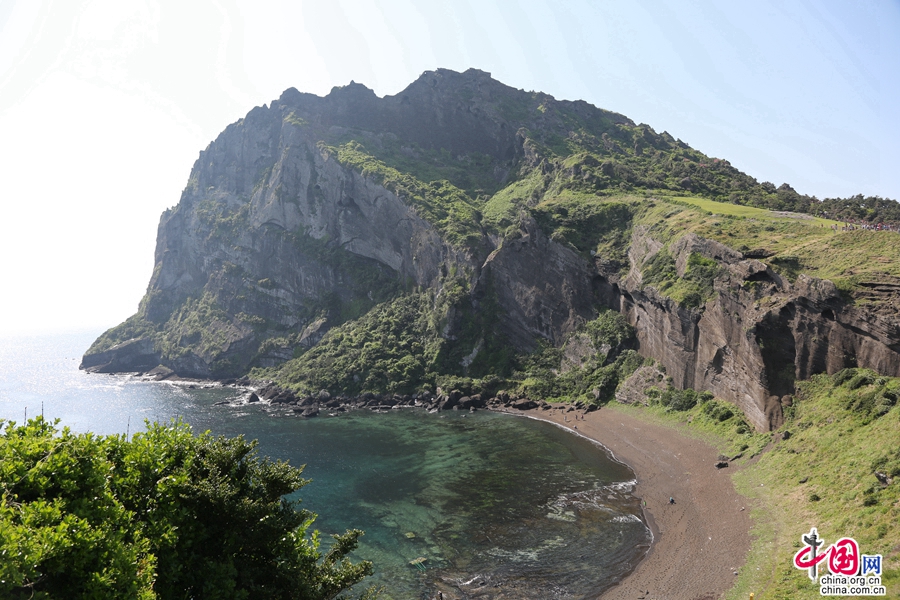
[[793, 527, 885, 596]]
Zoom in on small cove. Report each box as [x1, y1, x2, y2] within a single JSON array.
[[0, 331, 651, 599]]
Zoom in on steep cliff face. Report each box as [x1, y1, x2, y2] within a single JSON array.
[[479, 218, 595, 350], [601, 231, 900, 430], [83, 69, 900, 431]]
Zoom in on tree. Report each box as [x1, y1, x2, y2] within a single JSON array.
[[0, 417, 376, 600]]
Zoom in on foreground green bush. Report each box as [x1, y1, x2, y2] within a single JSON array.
[[0, 418, 376, 600]]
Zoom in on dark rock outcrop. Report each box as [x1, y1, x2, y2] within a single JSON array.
[[81, 339, 159, 374]]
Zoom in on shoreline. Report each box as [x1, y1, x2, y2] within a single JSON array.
[[522, 405, 753, 600], [105, 373, 754, 598]]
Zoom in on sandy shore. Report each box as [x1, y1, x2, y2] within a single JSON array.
[[528, 405, 752, 600]]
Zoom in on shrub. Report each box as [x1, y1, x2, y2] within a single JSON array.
[[847, 373, 876, 390], [832, 368, 858, 386], [649, 387, 711, 412], [0, 418, 376, 600], [701, 400, 735, 422], [584, 309, 635, 354]]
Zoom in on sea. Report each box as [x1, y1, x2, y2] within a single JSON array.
[[0, 330, 651, 600]]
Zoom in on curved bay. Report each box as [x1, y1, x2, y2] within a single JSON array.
[[0, 331, 651, 599]]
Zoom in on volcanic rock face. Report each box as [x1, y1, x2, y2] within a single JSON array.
[[479, 217, 595, 350], [82, 68, 900, 430], [604, 231, 900, 430]]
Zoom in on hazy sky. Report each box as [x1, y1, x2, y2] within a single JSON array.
[[1, 0, 898, 335]]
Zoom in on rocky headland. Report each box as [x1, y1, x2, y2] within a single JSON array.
[[82, 68, 900, 432]]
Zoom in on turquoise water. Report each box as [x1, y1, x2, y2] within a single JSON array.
[[0, 331, 651, 599]]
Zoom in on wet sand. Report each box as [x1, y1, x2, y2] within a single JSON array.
[[530, 405, 752, 600]]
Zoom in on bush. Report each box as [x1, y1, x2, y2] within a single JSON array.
[[847, 373, 876, 390], [649, 387, 711, 412], [0, 418, 376, 600], [832, 368, 858, 386], [584, 309, 635, 353], [664, 388, 699, 411], [701, 400, 735, 422]]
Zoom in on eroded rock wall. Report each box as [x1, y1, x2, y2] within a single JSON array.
[[606, 230, 900, 430], [479, 218, 595, 350]]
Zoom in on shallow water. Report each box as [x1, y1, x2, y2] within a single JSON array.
[[0, 331, 651, 599]]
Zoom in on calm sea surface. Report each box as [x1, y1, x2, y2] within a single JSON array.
[[0, 330, 651, 599]]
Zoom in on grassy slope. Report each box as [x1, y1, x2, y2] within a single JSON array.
[[668, 194, 842, 227], [612, 372, 900, 599], [515, 187, 899, 309], [476, 144, 899, 296], [616, 193, 900, 297]]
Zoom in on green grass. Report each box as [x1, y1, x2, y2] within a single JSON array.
[[481, 170, 545, 231], [662, 194, 842, 227], [612, 371, 900, 599], [733, 372, 900, 598], [326, 141, 486, 253], [616, 195, 900, 301]]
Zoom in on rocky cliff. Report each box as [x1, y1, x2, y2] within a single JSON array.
[[82, 68, 900, 431], [600, 231, 900, 430]]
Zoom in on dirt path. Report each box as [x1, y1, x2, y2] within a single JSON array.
[[530, 405, 752, 600]]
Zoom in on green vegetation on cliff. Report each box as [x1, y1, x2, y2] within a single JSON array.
[[258, 287, 515, 398], [326, 141, 486, 253], [0, 418, 376, 600], [268, 293, 441, 396], [323, 131, 504, 200], [532, 195, 634, 264], [262, 296, 644, 408], [516, 310, 644, 403], [641, 250, 721, 308]]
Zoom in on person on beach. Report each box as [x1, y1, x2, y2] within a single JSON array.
[[669, 496, 675, 505]]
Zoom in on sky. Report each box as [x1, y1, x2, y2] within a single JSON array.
[[1, 0, 898, 335]]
